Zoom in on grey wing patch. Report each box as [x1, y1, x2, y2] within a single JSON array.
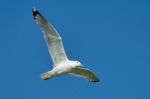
[[32, 8, 68, 65], [70, 67, 100, 82]]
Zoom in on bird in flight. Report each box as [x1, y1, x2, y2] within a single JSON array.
[[32, 7, 99, 82]]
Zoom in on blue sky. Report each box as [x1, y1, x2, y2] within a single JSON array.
[[0, 0, 150, 99]]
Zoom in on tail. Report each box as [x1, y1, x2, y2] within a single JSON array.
[[40, 71, 53, 80]]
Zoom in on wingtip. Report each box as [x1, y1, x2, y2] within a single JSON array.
[[32, 7, 40, 19], [32, 7, 36, 12], [90, 78, 100, 83]]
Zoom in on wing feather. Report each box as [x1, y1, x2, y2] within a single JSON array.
[[32, 8, 68, 65], [70, 67, 100, 82]]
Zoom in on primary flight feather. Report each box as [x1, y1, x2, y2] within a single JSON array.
[[32, 7, 99, 82]]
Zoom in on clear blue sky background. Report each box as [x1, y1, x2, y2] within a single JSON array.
[[0, 0, 150, 99]]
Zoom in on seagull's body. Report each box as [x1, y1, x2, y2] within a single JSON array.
[[32, 8, 99, 82]]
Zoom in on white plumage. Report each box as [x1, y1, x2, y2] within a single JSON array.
[[32, 7, 99, 82]]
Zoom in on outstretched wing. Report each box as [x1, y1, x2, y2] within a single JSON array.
[[70, 67, 99, 82], [32, 8, 68, 65]]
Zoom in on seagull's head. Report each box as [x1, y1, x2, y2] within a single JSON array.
[[70, 60, 83, 68]]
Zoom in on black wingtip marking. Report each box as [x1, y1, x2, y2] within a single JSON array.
[[32, 7, 40, 19], [90, 78, 100, 83]]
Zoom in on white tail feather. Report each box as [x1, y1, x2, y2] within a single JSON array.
[[40, 72, 52, 80]]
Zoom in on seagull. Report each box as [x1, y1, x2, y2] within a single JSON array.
[[32, 7, 99, 82]]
